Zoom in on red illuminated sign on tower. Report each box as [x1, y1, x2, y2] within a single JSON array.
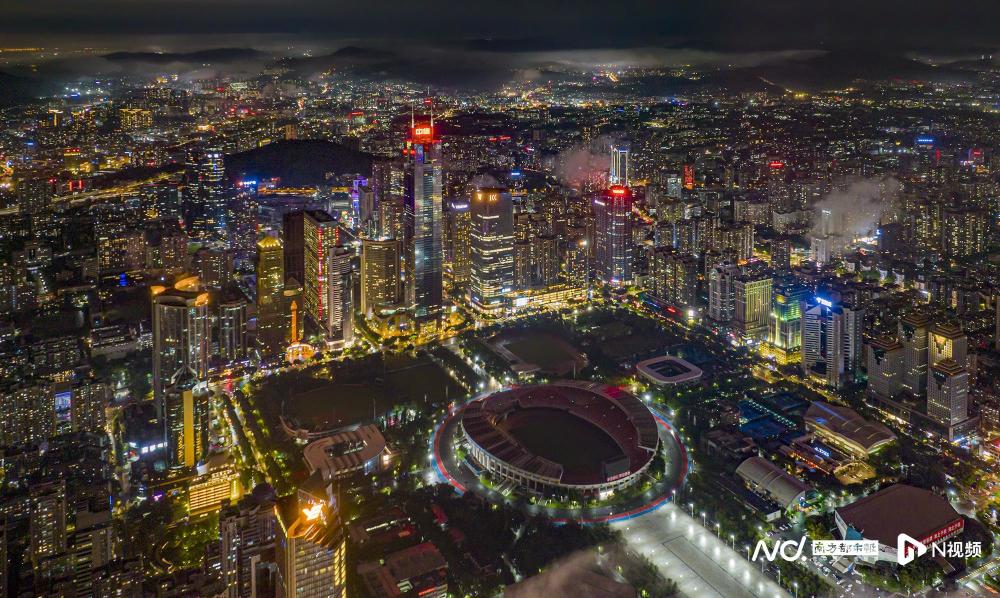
[[411, 123, 434, 143], [682, 164, 695, 190]]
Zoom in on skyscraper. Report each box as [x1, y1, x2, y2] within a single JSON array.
[[164, 370, 209, 469], [256, 236, 287, 354], [218, 298, 248, 364], [152, 277, 210, 419], [899, 312, 930, 397], [928, 359, 969, 428], [867, 336, 904, 399], [707, 263, 741, 322], [763, 284, 808, 365], [609, 144, 629, 186], [649, 248, 698, 309], [403, 120, 444, 319], [733, 270, 773, 340], [184, 146, 227, 241], [275, 476, 346, 598], [360, 238, 402, 317], [283, 211, 306, 287], [801, 296, 863, 388], [325, 247, 354, 348], [469, 187, 514, 313], [303, 210, 339, 335], [594, 186, 633, 285], [445, 200, 471, 285]]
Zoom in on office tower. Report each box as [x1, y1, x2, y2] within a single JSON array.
[[733, 271, 773, 339], [771, 236, 792, 273], [71, 380, 111, 434], [445, 200, 471, 284], [257, 236, 287, 354], [152, 277, 210, 419], [514, 239, 532, 290], [594, 186, 634, 284], [227, 187, 258, 259], [867, 336, 904, 399], [360, 238, 402, 317], [763, 284, 808, 365], [403, 120, 444, 318], [371, 158, 405, 241], [801, 297, 863, 388], [325, 247, 354, 348], [609, 144, 629, 186], [899, 312, 930, 397], [16, 178, 54, 215], [185, 146, 228, 241], [563, 236, 590, 288], [303, 210, 339, 334], [928, 359, 969, 427], [716, 222, 754, 263], [283, 211, 306, 286], [192, 247, 231, 289], [275, 476, 347, 598], [218, 298, 248, 363], [649, 248, 698, 309], [707, 263, 740, 322], [531, 233, 560, 287], [469, 187, 514, 313], [929, 322, 968, 369], [144, 218, 188, 275], [941, 207, 988, 258], [221, 491, 277, 598], [30, 480, 67, 568], [164, 370, 209, 469]]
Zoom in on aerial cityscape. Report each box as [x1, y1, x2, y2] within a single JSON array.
[[2, 3, 1000, 597]]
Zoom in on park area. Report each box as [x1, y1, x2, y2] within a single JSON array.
[[489, 331, 587, 376], [253, 352, 466, 436]]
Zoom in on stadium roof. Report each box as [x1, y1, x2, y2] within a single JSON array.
[[804, 401, 896, 454], [836, 484, 961, 547], [735, 457, 812, 509]]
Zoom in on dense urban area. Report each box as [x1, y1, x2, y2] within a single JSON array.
[[1, 39, 1000, 598]]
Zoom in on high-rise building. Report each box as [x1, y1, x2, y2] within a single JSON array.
[[360, 238, 402, 317], [29, 480, 66, 568], [445, 200, 471, 285], [609, 144, 629, 186], [928, 359, 969, 427], [283, 211, 306, 287], [801, 296, 863, 388], [763, 284, 808, 365], [303, 210, 339, 335], [594, 186, 633, 285], [941, 207, 988, 258], [733, 270, 773, 339], [218, 298, 248, 364], [899, 312, 930, 397], [649, 248, 698, 309], [929, 322, 968, 370], [403, 120, 444, 318], [771, 236, 792, 273], [184, 147, 228, 241], [469, 187, 514, 313], [275, 476, 347, 598], [164, 370, 209, 469], [707, 263, 741, 322], [867, 336, 904, 399], [152, 277, 210, 419], [325, 247, 354, 348], [221, 492, 277, 598], [257, 236, 287, 354]]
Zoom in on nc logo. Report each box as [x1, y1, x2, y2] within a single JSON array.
[[751, 537, 807, 562], [897, 533, 927, 565]]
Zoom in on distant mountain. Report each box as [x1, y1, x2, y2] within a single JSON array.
[[0, 71, 46, 106], [225, 140, 373, 187], [104, 48, 266, 64]]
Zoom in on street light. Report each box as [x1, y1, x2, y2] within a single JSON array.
[[729, 533, 735, 550], [793, 581, 798, 598]]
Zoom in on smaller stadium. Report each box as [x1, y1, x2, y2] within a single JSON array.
[[636, 355, 703, 386], [460, 381, 660, 498]]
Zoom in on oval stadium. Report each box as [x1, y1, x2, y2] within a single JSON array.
[[460, 382, 660, 497]]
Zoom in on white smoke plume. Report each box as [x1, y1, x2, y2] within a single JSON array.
[[554, 135, 623, 188], [811, 175, 899, 255]]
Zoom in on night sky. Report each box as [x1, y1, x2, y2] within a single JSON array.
[[3, 0, 999, 54]]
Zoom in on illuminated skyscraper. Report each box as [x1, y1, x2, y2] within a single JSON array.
[[256, 236, 287, 354], [445, 200, 471, 285], [707, 263, 740, 322], [866, 336, 904, 399], [275, 475, 347, 598], [184, 146, 228, 241], [649, 248, 698, 309], [733, 271, 772, 339], [928, 359, 969, 428], [325, 247, 354, 348], [218, 298, 248, 364], [360, 238, 402, 317], [801, 296, 863, 388], [152, 277, 210, 419], [469, 187, 514, 313], [594, 186, 633, 285], [303, 210, 339, 334], [899, 312, 930, 397], [763, 284, 808, 365], [609, 144, 629, 186], [163, 370, 209, 469], [403, 120, 444, 318], [929, 322, 967, 369]]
